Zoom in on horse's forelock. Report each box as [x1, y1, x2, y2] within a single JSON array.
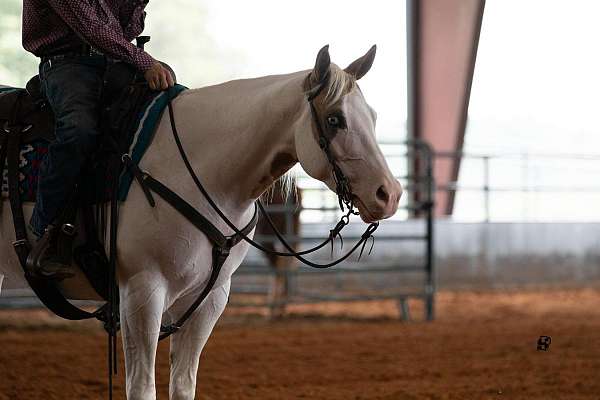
[[304, 65, 357, 107], [323, 65, 357, 106]]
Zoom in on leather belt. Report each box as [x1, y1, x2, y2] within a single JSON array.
[[41, 44, 105, 64]]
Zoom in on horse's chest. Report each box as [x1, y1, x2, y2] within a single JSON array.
[[164, 239, 250, 294]]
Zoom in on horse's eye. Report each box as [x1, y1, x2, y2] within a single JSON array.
[[327, 116, 340, 128]]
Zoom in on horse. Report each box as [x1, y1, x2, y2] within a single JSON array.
[[0, 45, 402, 400]]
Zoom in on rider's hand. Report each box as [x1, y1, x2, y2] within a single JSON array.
[[144, 62, 175, 91]]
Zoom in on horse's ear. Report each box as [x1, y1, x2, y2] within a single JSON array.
[[345, 45, 377, 80], [313, 45, 331, 83]]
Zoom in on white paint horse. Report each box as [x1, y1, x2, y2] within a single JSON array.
[[0, 46, 402, 400]]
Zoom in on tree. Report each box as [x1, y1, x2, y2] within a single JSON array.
[[0, 1, 239, 88]]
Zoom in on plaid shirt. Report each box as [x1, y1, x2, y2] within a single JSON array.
[[22, 0, 155, 72]]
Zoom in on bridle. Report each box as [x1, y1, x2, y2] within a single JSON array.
[[307, 74, 355, 213], [39, 75, 383, 394], [2, 71, 383, 399], [164, 73, 380, 268]]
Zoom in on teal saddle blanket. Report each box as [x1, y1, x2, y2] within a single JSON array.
[[0, 84, 187, 203]]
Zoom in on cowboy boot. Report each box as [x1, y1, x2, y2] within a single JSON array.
[[26, 225, 75, 280]]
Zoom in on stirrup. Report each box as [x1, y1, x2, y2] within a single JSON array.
[[24, 225, 73, 280], [25, 225, 56, 273]]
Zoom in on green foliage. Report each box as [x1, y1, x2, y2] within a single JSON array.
[[0, 0, 240, 88], [0, 0, 39, 86]]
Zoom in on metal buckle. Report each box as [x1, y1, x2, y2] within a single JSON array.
[[160, 324, 180, 335], [61, 223, 76, 236], [2, 121, 32, 134], [88, 46, 104, 57], [123, 154, 151, 179], [12, 239, 28, 249]]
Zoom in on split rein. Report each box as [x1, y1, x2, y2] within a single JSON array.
[[154, 82, 380, 269]]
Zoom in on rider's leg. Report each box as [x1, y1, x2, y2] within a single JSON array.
[[168, 280, 231, 400], [29, 55, 106, 278]]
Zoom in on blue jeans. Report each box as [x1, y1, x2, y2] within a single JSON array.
[[30, 54, 107, 237]]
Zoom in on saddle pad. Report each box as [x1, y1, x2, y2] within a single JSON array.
[[0, 87, 18, 95], [0, 84, 187, 203], [118, 84, 187, 200], [0, 86, 45, 202]]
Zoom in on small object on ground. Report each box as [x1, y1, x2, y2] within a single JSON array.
[[537, 335, 551, 351]]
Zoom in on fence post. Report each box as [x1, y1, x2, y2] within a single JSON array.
[[424, 143, 435, 321], [483, 156, 490, 222]]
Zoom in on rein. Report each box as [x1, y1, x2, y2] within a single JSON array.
[[120, 78, 381, 341], [161, 77, 379, 268]]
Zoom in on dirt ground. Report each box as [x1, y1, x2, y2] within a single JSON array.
[[1, 288, 600, 400]]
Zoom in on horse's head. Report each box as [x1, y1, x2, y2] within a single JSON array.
[[296, 46, 402, 223]]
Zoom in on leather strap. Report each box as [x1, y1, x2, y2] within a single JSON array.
[[6, 93, 29, 260], [6, 127, 98, 320], [158, 244, 230, 341], [111, 76, 382, 339], [0, 133, 7, 205], [143, 174, 259, 248], [138, 173, 258, 341], [165, 98, 379, 266], [122, 155, 155, 207], [5, 92, 99, 321]]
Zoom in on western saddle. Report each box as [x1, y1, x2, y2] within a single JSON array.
[[0, 39, 176, 326]]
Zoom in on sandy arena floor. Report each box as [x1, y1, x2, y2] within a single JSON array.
[[1, 288, 600, 399]]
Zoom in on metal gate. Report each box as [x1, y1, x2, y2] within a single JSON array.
[[0, 141, 435, 320], [230, 140, 436, 320]]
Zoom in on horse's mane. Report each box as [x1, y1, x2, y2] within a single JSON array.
[[263, 172, 297, 203]]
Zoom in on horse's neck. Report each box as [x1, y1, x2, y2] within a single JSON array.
[[148, 71, 308, 220]]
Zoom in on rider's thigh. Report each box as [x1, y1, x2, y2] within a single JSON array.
[[40, 55, 106, 150]]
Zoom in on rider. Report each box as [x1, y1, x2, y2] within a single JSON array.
[[22, 0, 175, 279]]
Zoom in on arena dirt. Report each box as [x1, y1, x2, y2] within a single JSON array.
[[1, 288, 600, 399]]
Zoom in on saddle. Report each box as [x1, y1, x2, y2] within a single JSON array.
[[0, 78, 54, 143], [0, 45, 178, 323], [0, 60, 177, 147], [0, 39, 230, 398]]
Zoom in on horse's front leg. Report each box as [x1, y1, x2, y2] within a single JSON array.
[[168, 280, 231, 400], [120, 270, 167, 400]]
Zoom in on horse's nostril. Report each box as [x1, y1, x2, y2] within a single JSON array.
[[376, 185, 389, 203]]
